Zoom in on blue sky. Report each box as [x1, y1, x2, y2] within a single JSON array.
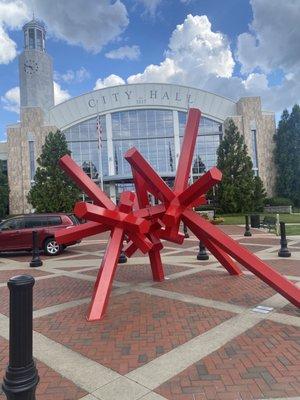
[[1, 0, 299, 141]]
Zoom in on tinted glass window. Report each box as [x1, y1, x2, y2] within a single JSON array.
[[0, 218, 24, 230], [24, 217, 48, 228], [68, 215, 79, 225], [47, 216, 62, 226]]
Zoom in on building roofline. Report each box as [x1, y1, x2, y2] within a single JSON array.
[[48, 82, 237, 111]]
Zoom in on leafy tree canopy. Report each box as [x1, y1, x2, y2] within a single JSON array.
[[27, 131, 81, 213], [216, 119, 265, 213], [0, 161, 9, 218], [274, 105, 300, 206]]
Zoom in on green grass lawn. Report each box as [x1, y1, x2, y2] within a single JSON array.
[[217, 213, 300, 225], [286, 225, 300, 235]]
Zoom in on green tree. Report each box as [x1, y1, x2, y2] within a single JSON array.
[[216, 119, 256, 213], [287, 105, 300, 206], [27, 131, 81, 212], [252, 176, 266, 212], [0, 161, 9, 218]]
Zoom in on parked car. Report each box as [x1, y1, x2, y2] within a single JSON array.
[[0, 213, 80, 256]]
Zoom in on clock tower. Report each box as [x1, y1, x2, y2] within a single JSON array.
[[19, 18, 54, 114]]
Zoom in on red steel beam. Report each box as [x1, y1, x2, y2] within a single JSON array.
[[55, 221, 109, 244], [86, 227, 124, 321], [125, 148, 174, 203], [183, 209, 300, 307], [74, 202, 150, 235], [174, 108, 201, 194], [178, 167, 222, 207], [59, 155, 115, 210]]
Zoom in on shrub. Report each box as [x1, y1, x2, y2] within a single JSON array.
[[264, 197, 293, 206]]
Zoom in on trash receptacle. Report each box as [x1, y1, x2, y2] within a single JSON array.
[[250, 214, 260, 228]]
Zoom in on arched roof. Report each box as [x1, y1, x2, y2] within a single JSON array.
[[48, 83, 237, 130]]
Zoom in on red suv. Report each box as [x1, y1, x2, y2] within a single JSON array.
[[0, 213, 80, 256]]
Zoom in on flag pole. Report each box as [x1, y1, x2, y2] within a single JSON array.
[[96, 100, 104, 191]]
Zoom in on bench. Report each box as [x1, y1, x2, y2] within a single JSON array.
[[260, 216, 277, 231]]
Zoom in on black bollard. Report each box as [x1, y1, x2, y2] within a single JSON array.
[[118, 244, 127, 264], [30, 231, 43, 268], [183, 223, 189, 238], [244, 215, 252, 237], [278, 222, 291, 257], [197, 241, 209, 260], [2, 275, 39, 400]]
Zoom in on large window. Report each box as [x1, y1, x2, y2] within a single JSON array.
[[64, 116, 108, 179], [36, 29, 43, 51], [28, 140, 35, 181], [178, 112, 222, 174], [29, 28, 35, 49], [112, 109, 175, 176], [251, 129, 259, 176]]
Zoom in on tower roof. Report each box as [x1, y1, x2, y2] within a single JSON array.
[[23, 18, 45, 33]]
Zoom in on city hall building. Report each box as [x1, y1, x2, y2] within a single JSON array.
[[1, 19, 276, 215]]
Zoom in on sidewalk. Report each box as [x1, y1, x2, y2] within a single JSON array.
[[0, 226, 299, 400]]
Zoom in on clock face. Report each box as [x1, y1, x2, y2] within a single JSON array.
[[24, 59, 39, 75]]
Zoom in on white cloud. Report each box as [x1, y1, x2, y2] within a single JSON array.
[[105, 45, 140, 60], [0, 0, 29, 64], [0, 0, 129, 63], [0, 0, 29, 28], [128, 58, 181, 84], [128, 14, 234, 86], [135, 0, 162, 17], [1, 86, 20, 113], [1, 82, 70, 112], [28, 0, 129, 53], [237, 0, 300, 74], [54, 67, 90, 83], [53, 82, 71, 104], [243, 73, 268, 92], [94, 74, 125, 90], [0, 24, 17, 64]]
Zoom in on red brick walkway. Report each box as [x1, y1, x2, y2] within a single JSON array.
[[0, 226, 299, 399]]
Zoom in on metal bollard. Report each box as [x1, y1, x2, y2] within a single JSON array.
[[278, 222, 291, 257], [197, 241, 209, 260], [183, 223, 189, 238], [30, 231, 43, 268], [118, 243, 127, 264], [2, 275, 39, 400], [244, 215, 252, 237]]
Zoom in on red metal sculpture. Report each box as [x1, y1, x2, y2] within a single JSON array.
[[56, 108, 300, 321]]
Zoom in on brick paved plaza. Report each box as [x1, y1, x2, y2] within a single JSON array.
[[0, 226, 299, 400]]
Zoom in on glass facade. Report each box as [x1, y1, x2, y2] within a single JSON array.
[[63, 109, 222, 190], [112, 109, 175, 177], [178, 112, 222, 175], [64, 115, 108, 180]]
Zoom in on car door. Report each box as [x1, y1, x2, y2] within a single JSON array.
[[0, 218, 25, 251]]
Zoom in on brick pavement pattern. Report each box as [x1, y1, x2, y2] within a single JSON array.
[[0, 269, 53, 283], [0, 337, 87, 400], [156, 320, 300, 400], [155, 270, 276, 307], [82, 264, 190, 282], [0, 276, 93, 316], [0, 228, 299, 399], [33, 292, 234, 374]]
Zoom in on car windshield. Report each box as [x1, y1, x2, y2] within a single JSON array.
[[0, 218, 24, 230]]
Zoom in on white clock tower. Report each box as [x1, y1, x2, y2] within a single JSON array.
[[19, 18, 54, 114]]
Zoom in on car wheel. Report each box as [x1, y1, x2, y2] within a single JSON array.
[[44, 238, 62, 256]]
